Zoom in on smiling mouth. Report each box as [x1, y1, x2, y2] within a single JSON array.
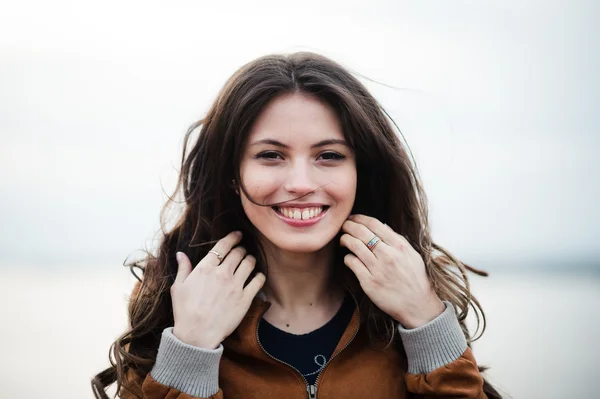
[[272, 206, 330, 221]]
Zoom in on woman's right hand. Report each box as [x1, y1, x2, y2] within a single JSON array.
[[171, 231, 266, 349]]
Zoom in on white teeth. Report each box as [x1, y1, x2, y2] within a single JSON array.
[[277, 206, 325, 220]]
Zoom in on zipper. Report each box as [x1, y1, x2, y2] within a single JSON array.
[[255, 302, 311, 394], [254, 291, 361, 399], [312, 291, 361, 395]]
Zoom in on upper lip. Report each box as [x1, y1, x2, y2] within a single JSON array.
[[273, 203, 328, 209]]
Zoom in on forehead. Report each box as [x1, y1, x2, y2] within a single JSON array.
[[247, 93, 345, 144]]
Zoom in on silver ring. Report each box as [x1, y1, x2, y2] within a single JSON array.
[[208, 250, 224, 264], [366, 235, 382, 252]]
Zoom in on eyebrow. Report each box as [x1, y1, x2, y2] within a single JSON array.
[[249, 138, 350, 149]]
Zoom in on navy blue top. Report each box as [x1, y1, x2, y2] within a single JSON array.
[[257, 294, 355, 385]]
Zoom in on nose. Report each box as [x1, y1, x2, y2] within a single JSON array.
[[283, 160, 318, 195]]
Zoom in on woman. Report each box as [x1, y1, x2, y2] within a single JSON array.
[[92, 51, 502, 398]]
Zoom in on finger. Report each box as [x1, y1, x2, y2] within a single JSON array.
[[221, 246, 247, 274], [175, 252, 192, 284], [348, 214, 401, 247], [340, 233, 376, 272], [342, 219, 381, 247], [243, 272, 266, 303], [202, 231, 243, 266], [343, 253, 371, 283], [234, 255, 256, 285]]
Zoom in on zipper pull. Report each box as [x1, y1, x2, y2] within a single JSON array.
[[307, 384, 317, 399]]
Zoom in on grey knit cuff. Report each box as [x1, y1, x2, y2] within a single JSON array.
[[150, 327, 223, 398], [397, 301, 467, 374]]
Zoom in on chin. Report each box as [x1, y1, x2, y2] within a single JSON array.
[[266, 237, 334, 254], [258, 224, 341, 254]]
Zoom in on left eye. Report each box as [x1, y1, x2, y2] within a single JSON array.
[[319, 152, 345, 160]]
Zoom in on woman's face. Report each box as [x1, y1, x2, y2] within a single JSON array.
[[239, 93, 357, 253]]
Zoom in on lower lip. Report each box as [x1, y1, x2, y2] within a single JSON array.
[[273, 207, 329, 227]]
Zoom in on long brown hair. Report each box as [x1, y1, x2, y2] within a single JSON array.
[[92, 51, 501, 398]]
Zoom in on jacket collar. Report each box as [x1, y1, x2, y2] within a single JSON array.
[[222, 290, 361, 362]]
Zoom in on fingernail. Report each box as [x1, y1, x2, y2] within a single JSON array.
[[176, 252, 183, 263], [234, 230, 242, 237]]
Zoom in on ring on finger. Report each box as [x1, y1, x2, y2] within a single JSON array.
[[366, 235, 382, 252], [208, 249, 224, 264]]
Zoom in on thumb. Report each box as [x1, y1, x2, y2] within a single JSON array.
[[175, 252, 192, 284]]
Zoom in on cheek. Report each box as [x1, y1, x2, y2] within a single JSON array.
[[333, 167, 357, 203], [240, 167, 281, 208]]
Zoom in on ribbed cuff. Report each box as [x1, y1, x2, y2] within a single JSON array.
[[150, 327, 223, 398], [397, 301, 467, 374]]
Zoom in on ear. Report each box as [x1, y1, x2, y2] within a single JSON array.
[[231, 179, 240, 196]]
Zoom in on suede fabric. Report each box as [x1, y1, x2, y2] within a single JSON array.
[[123, 283, 486, 399]]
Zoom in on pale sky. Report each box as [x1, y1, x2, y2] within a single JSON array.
[[0, 0, 598, 269]]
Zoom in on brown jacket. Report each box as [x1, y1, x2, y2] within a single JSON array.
[[127, 290, 486, 399]]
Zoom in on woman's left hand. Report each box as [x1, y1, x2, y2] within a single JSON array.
[[340, 214, 445, 329]]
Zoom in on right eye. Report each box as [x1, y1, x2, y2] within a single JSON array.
[[255, 151, 283, 160]]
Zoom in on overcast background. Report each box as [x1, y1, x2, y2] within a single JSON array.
[[1, 0, 599, 269], [0, 1, 599, 398]]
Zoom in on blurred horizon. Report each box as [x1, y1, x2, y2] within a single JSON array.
[[2, 251, 598, 274]]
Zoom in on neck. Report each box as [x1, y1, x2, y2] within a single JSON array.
[[259, 240, 344, 313]]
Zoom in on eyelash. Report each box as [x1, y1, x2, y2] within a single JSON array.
[[255, 151, 346, 161]]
